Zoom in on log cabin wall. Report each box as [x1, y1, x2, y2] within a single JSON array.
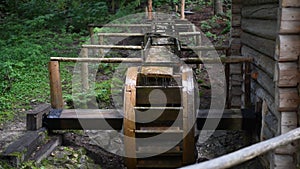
[[274, 1, 300, 169], [237, 0, 300, 168]]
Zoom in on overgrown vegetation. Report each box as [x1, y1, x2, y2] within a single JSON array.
[[0, 0, 145, 125]]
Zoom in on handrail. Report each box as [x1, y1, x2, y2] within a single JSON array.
[[180, 127, 300, 169]]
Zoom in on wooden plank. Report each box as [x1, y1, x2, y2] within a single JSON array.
[[181, 45, 229, 51], [281, 0, 300, 7], [242, 0, 279, 5], [26, 104, 51, 130], [124, 67, 138, 169], [197, 109, 257, 131], [97, 33, 144, 37], [252, 80, 278, 119], [241, 45, 275, 77], [181, 67, 196, 165], [276, 62, 300, 87], [242, 4, 278, 20], [279, 20, 300, 33], [48, 61, 63, 109], [1, 128, 47, 166], [275, 35, 300, 61], [241, 19, 277, 40], [252, 66, 275, 97], [275, 112, 298, 154], [51, 57, 143, 63], [241, 32, 276, 57], [135, 107, 183, 122], [276, 88, 300, 112], [29, 136, 62, 163], [180, 127, 300, 169], [281, 112, 298, 133], [82, 44, 142, 50], [45, 109, 123, 130], [281, 8, 300, 20], [136, 87, 182, 105], [88, 23, 151, 28]]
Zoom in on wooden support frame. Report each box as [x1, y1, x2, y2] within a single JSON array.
[[44, 109, 256, 131], [48, 61, 63, 109]]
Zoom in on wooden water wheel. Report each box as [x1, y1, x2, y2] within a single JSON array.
[[123, 64, 196, 168]]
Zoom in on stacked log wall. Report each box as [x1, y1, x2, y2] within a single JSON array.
[[240, 0, 279, 168], [274, 1, 300, 169]]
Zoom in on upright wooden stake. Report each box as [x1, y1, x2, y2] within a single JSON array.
[[48, 61, 63, 109], [148, 0, 152, 20], [81, 48, 89, 91], [181, 0, 185, 20]]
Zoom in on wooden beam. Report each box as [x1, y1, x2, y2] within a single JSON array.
[[43, 109, 255, 131], [0, 128, 47, 167], [276, 88, 300, 112], [48, 61, 63, 109], [50, 56, 253, 64], [82, 44, 142, 50], [88, 24, 151, 28], [181, 45, 229, 51], [180, 127, 300, 169], [50, 57, 143, 63], [97, 33, 144, 37], [275, 35, 300, 61], [26, 104, 51, 130]]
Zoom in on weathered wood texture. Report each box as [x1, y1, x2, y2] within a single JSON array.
[[241, 19, 277, 40], [29, 136, 62, 163], [242, 0, 279, 5], [48, 61, 63, 109], [242, 4, 278, 19], [276, 88, 300, 112], [241, 32, 275, 57], [180, 127, 300, 169], [26, 104, 51, 130], [241, 46, 275, 77], [281, 0, 300, 7], [276, 62, 300, 87], [275, 35, 300, 61], [45, 109, 123, 130], [0, 128, 47, 166]]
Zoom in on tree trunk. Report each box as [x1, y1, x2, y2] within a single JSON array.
[[181, 0, 185, 19], [214, 0, 224, 15], [148, 0, 152, 20]]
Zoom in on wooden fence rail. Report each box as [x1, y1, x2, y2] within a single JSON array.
[[180, 127, 300, 169]]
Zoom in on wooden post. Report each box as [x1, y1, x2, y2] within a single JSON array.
[[225, 63, 231, 109], [88, 26, 96, 56], [98, 35, 104, 57], [244, 62, 251, 108], [81, 48, 89, 91], [48, 61, 63, 109], [181, 0, 185, 20], [148, 0, 152, 20]]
